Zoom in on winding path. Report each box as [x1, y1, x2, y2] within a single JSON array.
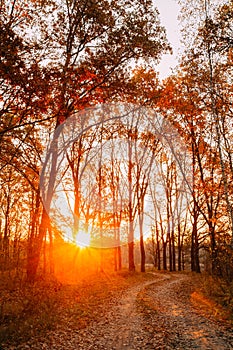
[[138, 273, 233, 349]]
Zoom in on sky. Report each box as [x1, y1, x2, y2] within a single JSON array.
[[154, 0, 183, 80]]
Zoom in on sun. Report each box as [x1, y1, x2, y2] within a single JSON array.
[[75, 230, 91, 248]]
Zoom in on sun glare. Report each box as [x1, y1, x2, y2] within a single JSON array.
[[75, 230, 91, 248]]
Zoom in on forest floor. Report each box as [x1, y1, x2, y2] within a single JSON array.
[[1, 270, 233, 349]]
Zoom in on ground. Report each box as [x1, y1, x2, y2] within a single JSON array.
[[2, 272, 233, 349]]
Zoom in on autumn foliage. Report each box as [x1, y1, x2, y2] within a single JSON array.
[[0, 0, 232, 290]]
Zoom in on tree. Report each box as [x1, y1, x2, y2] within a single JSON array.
[[161, 0, 233, 275], [36, 0, 171, 280], [108, 136, 126, 271], [135, 130, 160, 272], [1, 0, 171, 280]]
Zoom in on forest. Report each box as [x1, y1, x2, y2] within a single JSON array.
[[0, 0, 233, 347], [0, 0, 233, 350]]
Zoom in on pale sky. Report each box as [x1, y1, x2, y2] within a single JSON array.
[[154, 0, 183, 80]]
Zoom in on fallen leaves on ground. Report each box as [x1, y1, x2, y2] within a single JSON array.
[[1, 271, 233, 349]]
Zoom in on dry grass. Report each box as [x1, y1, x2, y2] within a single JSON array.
[[2, 268, 232, 348], [0, 269, 155, 347], [191, 273, 233, 325]]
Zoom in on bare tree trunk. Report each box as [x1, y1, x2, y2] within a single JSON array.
[[117, 246, 122, 270], [43, 232, 47, 275], [48, 224, 54, 274], [3, 200, 10, 270], [177, 220, 182, 271], [172, 226, 176, 271], [27, 207, 50, 282], [114, 247, 117, 271], [191, 203, 200, 273], [139, 213, 145, 272], [163, 239, 167, 270], [128, 137, 135, 272], [30, 124, 62, 282], [128, 225, 135, 271], [156, 225, 161, 270], [168, 224, 172, 272]]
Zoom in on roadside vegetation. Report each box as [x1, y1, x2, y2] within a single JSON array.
[[1, 269, 232, 348]]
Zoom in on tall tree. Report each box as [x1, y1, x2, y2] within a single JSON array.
[[161, 0, 233, 274], [12, 0, 170, 280]]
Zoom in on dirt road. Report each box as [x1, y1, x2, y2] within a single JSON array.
[[136, 273, 233, 349], [13, 273, 233, 349]]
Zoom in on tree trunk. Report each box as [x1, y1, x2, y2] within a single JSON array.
[[48, 224, 54, 274], [114, 247, 117, 271], [191, 227, 201, 273], [177, 221, 182, 271], [172, 228, 176, 271], [3, 195, 10, 269], [209, 223, 218, 275], [157, 240, 161, 271], [117, 246, 122, 270], [128, 217, 135, 271], [195, 230, 200, 273], [191, 201, 200, 273], [155, 220, 161, 270], [27, 207, 49, 282], [117, 226, 122, 270], [163, 239, 167, 270], [168, 228, 172, 272], [139, 213, 145, 272], [128, 137, 135, 272]]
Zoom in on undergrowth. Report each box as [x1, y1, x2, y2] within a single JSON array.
[[1, 269, 232, 348], [0, 269, 155, 348], [198, 273, 233, 323]]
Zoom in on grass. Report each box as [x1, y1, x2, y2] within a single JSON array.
[[194, 273, 233, 324], [0, 277, 61, 346], [2, 269, 232, 348], [0, 269, 155, 348]]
